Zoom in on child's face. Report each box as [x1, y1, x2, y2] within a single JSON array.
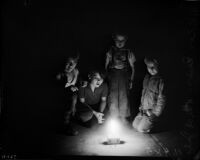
[[65, 58, 77, 73], [146, 62, 158, 76], [91, 73, 104, 88], [114, 35, 126, 48]]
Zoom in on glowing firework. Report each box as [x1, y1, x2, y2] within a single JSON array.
[[105, 118, 121, 145]]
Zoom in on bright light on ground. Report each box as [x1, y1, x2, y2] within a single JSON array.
[[58, 121, 167, 156], [105, 118, 121, 139], [74, 124, 156, 156]]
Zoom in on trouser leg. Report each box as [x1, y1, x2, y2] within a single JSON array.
[[132, 112, 143, 130], [75, 101, 94, 123], [108, 72, 119, 118], [133, 112, 154, 133], [118, 70, 130, 119]]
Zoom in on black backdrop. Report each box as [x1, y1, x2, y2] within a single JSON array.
[[1, 0, 200, 156]]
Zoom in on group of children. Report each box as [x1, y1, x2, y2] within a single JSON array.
[[57, 33, 166, 135]]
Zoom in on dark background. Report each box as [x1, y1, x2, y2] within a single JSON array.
[[1, 0, 200, 157]]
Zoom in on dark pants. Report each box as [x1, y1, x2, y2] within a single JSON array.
[[65, 101, 99, 126], [63, 91, 77, 125], [107, 68, 131, 119]]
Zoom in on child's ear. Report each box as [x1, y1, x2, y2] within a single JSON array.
[[112, 34, 115, 40], [154, 59, 158, 64], [74, 56, 79, 63], [144, 58, 147, 64], [88, 71, 94, 80], [88, 72, 91, 80], [75, 51, 80, 61], [153, 59, 159, 66], [76, 54, 79, 60]]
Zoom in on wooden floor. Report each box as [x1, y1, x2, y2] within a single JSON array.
[[44, 122, 200, 159], [1, 119, 199, 159]]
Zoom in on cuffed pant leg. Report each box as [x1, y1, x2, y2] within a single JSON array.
[[132, 113, 143, 130], [118, 70, 130, 118], [108, 74, 119, 118], [137, 115, 153, 133]]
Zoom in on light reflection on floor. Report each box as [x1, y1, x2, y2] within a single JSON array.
[[55, 123, 166, 157]]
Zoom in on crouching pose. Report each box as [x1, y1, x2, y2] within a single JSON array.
[[61, 70, 108, 135], [132, 57, 166, 133], [56, 55, 79, 135], [74, 70, 108, 127]]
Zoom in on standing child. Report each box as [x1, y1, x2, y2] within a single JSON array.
[[132, 57, 166, 133], [105, 33, 136, 124]]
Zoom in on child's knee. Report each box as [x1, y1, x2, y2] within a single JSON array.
[[132, 116, 152, 133], [137, 125, 150, 133], [132, 114, 142, 128], [137, 120, 152, 133]]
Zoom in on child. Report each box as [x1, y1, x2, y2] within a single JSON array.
[[105, 33, 136, 124], [74, 70, 108, 127], [132, 57, 166, 133], [56, 55, 79, 135], [57, 56, 79, 93]]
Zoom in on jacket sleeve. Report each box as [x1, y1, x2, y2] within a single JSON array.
[[140, 75, 148, 109], [105, 49, 112, 70], [153, 79, 166, 117], [128, 51, 136, 67]]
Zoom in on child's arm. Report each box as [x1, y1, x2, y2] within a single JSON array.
[[71, 69, 79, 86], [140, 75, 148, 111], [105, 51, 112, 70], [65, 69, 79, 88], [128, 51, 136, 82], [153, 79, 166, 117], [99, 84, 108, 113], [128, 51, 136, 89], [67, 69, 79, 92]]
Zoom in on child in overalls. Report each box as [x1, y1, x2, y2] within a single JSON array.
[[105, 33, 136, 124]]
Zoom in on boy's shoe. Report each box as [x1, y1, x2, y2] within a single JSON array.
[[79, 120, 92, 128], [64, 125, 79, 136]]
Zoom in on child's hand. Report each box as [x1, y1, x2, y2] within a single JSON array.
[[65, 82, 71, 88], [81, 81, 88, 87], [129, 81, 133, 89], [146, 109, 153, 117], [71, 86, 78, 92], [93, 111, 105, 124], [56, 74, 61, 80]]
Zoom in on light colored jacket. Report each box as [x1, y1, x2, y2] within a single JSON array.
[[141, 74, 166, 117]]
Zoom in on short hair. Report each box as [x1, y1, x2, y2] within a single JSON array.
[[144, 57, 159, 70], [66, 54, 79, 63], [88, 70, 106, 80], [112, 33, 128, 42]]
